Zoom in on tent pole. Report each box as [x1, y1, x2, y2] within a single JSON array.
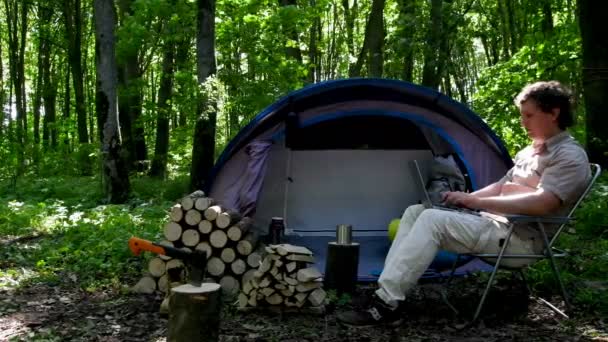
[[283, 148, 292, 235]]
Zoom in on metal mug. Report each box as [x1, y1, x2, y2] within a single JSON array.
[[336, 224, 352, 245]]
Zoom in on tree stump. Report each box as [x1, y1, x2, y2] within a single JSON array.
[[168, 283, 222, 342]]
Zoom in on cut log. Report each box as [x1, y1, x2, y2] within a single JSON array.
[[164, 222, 182, 242], [296, 281, 322, 292], [285, 262, 297, 273], [242, 269, 257, 285], [132, 276, 156, 294], [276, 244, 313, 256], [209, 230, 228, 249], [266, 293, 283, 305], [158, 274, 169, 293], [195, 197, 215, 211], [180, 190, 206, 211], [297, 267, 322, 282], [168, 283, 221, 342], [236, 232, 258, 256], [283, 274, 298, 286], [260, 287, 275, 297], [258, 277, 271, 288], [286, 254, 315, 263], [242, 280, 254, 295], [295, 292, 308, 303], [195, 242, 212, 259], [203, 205, 222, 221], [181, 229, 200, 247], [198, 220, 213, 234], [238, 292, 248, 308], [158, 240, 174, 261], [185, 209, 203, 226], [308, 288, 327, 307], [207, 257, 225, 277], [226, 217, 252, 241], [274, 283, 286, 291], [149, 257, 166, 277], [216, 211, 242, 229], [259, 255, 273, 273], [246, 252, 263, 268], [220, 247, 236, 263], [231, 259, 247, 275], [160, 296, 170, 315], [248, 290, 257, 307], [169, 204, 184, 222], [219, 275, 240, 298], [165, 259, 185, 280], [280, 288, 294, 297]]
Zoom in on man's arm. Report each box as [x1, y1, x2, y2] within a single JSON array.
[[469, 181, 503, 198], [443, 188, 561, 216]]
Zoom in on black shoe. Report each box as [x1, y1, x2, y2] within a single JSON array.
[[337, 296, 403, 327]]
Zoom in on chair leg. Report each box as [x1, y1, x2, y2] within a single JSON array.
[[472, 224, 515, 323], [538, 224, 572, 311]]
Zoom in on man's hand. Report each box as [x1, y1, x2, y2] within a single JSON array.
[[441, 191, 480, 209]]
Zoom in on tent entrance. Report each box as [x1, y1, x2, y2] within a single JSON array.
[[254, 148, 438, 280]]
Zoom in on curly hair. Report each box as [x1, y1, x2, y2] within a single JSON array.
[[514, 81, 575, 129]]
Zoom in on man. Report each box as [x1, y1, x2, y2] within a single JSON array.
[[338, 81, 591, 326]]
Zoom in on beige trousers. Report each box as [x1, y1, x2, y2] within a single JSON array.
[[375, 204, 537, 308]]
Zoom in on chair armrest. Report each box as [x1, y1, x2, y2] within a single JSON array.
[[502, 214, 573, 224]]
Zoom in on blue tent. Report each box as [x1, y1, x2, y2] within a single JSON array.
[[204, 78, 512, 280]]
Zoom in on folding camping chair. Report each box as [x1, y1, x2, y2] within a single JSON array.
[[446, 163, 601, 323]]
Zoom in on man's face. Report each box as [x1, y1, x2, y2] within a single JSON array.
[[519, 100, 559, 140]]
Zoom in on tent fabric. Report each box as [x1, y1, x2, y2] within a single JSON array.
[[203, 78, 513, 280]]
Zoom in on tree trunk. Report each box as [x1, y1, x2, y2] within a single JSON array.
[[4, 0, 29, 171], [578, 0, 608, 168], [118, 0, 147, 168], [279, 0, 303, 64], [95, 0, 130, 203], [191, 0, 217, 191], [397, 0, 416, 81], [307, 0, 320, 83], [150, 37, 176, 179], [541, 0, 553, 39], [40, 2, 57, 149], [351, 0, 385, 77], [65, 0, 89, 144], [421, 0, 442, 88]]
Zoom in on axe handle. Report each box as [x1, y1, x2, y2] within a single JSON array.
[[128, 237, 167, 256]]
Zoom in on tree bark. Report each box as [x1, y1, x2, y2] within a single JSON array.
[[191, 0, 217, 191], [65, 0, 89, 144], [150, 35, 176, 179], [421, 0, 442, 88], [578, 0, 608, 168], [117, 0, 147, 168], [350, 0, 385, 77], [397, 0, 416, 81], [95, 0, 131, 203]]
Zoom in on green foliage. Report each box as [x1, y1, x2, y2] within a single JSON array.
[[472, 22, 582, 154], [325, 289, 351, 308], [0, 175, 186, 291]]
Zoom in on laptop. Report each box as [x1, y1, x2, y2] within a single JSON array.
[[412, 160, 482, 216]]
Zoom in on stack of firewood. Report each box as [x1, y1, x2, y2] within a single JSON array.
[[132, 191, 264, 298], [237, 244, 327, 309]]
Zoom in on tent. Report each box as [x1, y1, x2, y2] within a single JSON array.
[[204, 78, 513, 281]]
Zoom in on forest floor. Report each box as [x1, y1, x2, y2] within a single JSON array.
[[2, 271, 608, 342]]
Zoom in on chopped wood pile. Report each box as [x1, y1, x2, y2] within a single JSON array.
[[132, 190, 262, 300], [237, 244, 327, 310]]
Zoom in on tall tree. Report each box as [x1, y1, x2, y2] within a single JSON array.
[[150, 27, 176, 179], [350, 0, 385, 77], [95, 0, 130, 203], [191, 0, 217, 191], [117, 0, 147, 168], [579, 0, 608, 168], [4, 0, 29, 164], [421, 0, 443, 88], [64, 0, 89, 144]]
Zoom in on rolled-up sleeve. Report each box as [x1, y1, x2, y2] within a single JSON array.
[[538, 147, 590, 204]]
